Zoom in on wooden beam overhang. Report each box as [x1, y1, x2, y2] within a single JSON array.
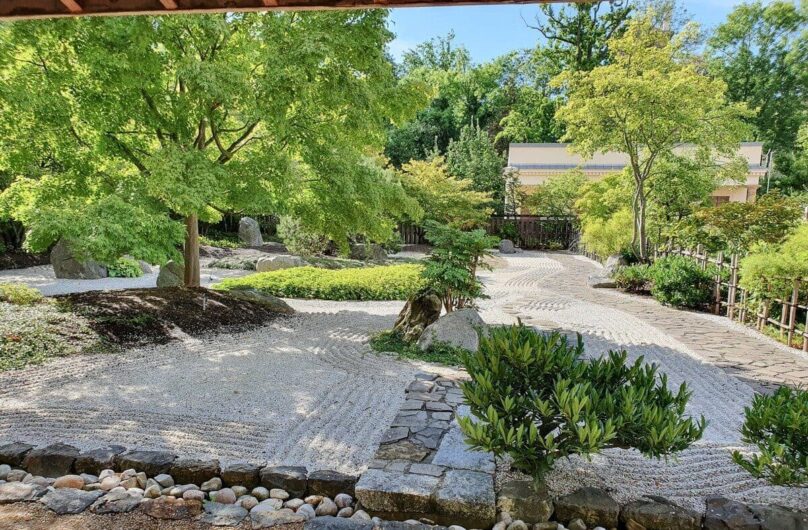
[[1, 0, 562, 21]]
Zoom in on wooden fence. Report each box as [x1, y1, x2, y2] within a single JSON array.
[[399, 216, 577, 249], [658, 245, 808, 352]]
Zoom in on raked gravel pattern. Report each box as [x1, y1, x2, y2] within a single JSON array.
[[1, 252, 807, 510]]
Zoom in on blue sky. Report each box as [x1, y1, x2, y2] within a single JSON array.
[[387, 0, 747, 63]]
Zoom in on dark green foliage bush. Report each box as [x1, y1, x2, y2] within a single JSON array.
[[423, 221, 499, 312], [459, 324, 706, 478], [499, 221, 520, 243], [648, 256, 715, 309], [107, 257, 143, 278], [732, 386, 808, 486], [213, 264, 425, 301], [370, 330, 467, 366], [613, 264, 652, 293]]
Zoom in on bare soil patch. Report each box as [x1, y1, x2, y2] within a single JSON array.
[[57, 287, 283, 347], [0, 250, 49, 270]]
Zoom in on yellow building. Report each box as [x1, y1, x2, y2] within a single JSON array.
[[508, 142, 768, 205]]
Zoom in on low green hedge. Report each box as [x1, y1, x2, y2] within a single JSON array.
[[213, 264, 426, 301], [613, 264, 652, 293], [615, 256, 721, 310]]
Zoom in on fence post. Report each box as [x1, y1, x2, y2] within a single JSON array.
[[714, 251, 723, 315], [787, 279, 800, 347], [727, 254, 738, 320]]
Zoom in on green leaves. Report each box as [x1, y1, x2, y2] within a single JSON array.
[[459, 323, 705, 479], [732, 386, 808, 486]]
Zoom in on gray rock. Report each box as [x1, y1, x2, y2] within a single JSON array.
[[567, 519, 585, 530], [355, 469, 438, 515], [621, 497, 701, 530], [0, 482, 47, 504], [316, 497, 339, 516], [338, 507, 354, 517], [269, 488, 289, 500], [210, 487, 237, 504], [23, 443, 80, 478], [153, 473, 174, 488], [91, 490, 142, 514], [114, 450, 176, 476], [0, 464, 10, 480], [51, 239, 107, 279], [251, 506, 306, 528], [40, 488, 104, 514], [418, 309, 485, 353], [169, 457, 220, 485], [432, 421, 495, 473], [225, 288, 295, 314], [393, 293, 443, 343], [256, 255, 306, 272], [604, 254, 628, 275], [140, 496, 203, 520], [349, 243, 387, 262], [749, 503, 808, 530], [183, 489, 205, 502], [239, 217, 264, 247], [157, 260, 184, 287], [308, 469, 358, 498], [704, 497, 759, 530], [352, 510, 372, 521], [223, 462, 262, 489], [335, 493, 353, 509], [306, 516, 374, 530], [0, 442, 34, 467], [298, 503, 316, 520], [507, 521, 529, 530], [6, 469, 27, 482], [260, 466, 308, 497], [588, 274, 616, 289], [203, 502, 249, 526], [554, 487, 619, 529], [252, 486, 270, 500], [232, 485, 249, 498], [499, 239, 516, 254], [239, 495, 259, 510], [74, 446, 126, 475], [434, 469, 496, 529], [144, 485, 162, 498], [497, 478, 553, 524]]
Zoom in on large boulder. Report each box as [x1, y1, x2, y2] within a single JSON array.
[[169, 457, 220, 485], [157, 260, 184, 288], [224, 289, 295, 315], [621, 497, 701, 530], [349, 243, 387, 262], [417, 309, 485, 353], [22, 443, 80, 478], [554, 487, 620, 529], [497, 478, 553, 524], [499, 239, 516, 254], [238, 217, 263, 247], [604, 254, 629, 276], [255, 255, 307, 273], [392, 293, 443, 343], [50, 239, 107, 279]]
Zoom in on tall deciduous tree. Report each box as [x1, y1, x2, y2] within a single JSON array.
[[0, 12, 421, 285], [446, 124, 506, 213], [553, 14, 750, 259]]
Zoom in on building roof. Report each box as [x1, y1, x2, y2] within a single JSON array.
[[1, 0, 566, 20]]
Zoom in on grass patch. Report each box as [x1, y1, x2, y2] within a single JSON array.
[[213, 264, 426, 301], [370, 330, 468, 366]]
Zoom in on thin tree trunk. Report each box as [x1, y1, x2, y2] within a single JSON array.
[[632, 179, 648, 261], [184, 214, 200, 287]]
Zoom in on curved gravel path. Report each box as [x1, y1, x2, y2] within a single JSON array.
[[1, 252, 806, 511]]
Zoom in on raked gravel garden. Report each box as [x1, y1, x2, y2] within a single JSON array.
[[1, 249, 807, 528]]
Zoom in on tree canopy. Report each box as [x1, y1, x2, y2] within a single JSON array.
[[0, 12, 422, 284]]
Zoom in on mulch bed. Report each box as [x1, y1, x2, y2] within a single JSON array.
[[0, 250, 49, 270], [56, 287, 282, 347]]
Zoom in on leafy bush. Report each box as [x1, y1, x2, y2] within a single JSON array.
[[613, 264, 652, 293], [732, 386, 807, 486], [200, 233, 241, 249], [740, 224, 808, 300], [0, 282, 43, 305], [370, 330, 467, 366], [524, 170, 587, 216], [107, 257, 143, 278], [423, 221, 499, 313], [277, 216, 329, 257], [580, 208, 633, 258], [648, 256, 715, 309], [213, 264, 425, 301], [459, 324, 706, 478], [499, 221, 520, 243]]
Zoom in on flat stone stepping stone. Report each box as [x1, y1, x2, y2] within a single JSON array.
[[202, 502, 248, 526], [40, 489, 104, 514], [434, 469, 496, 528], [355, 469, 439, 514], [431, 422, 495, 473], [305, 516, 373, 530], [0, 482, 47, 504], [308, 470, 358, 498]]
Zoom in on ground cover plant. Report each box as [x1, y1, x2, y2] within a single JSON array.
[[0, 282, 43, 305], [732, 386, 808, 486], [106, 257, 144, 278], [459, 323, 706, 478], [370, 330, 468, 366], [214, 264, 425, 301]]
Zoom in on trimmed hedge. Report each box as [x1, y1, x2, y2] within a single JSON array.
[[213, 264, 426, 301]]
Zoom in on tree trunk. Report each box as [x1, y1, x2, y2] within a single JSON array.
[[632, 181, 648, 261], [184, 214, 200, 287]]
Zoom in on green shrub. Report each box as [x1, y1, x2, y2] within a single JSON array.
[[107, 257, 143, 278], [580, 208, 633, 258], [499, 221, 520, 243], [740, 224, 808, 300], [423, 221, 498, 313], [200, 233, 241, 249], [648, 256, 715, 309], [459, 324, 706, 478], [277, 216, 329, 257], [0, 282, 43, 305], [213, 264, 425, 301], [732, 386, 808, 486], [613, 264, 652, 293], [370, 330, 467, 366]]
